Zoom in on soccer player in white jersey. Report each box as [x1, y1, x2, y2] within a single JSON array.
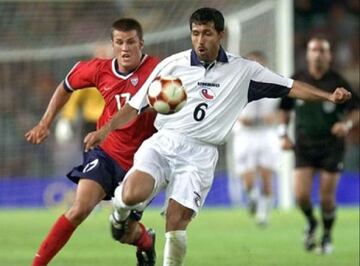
[[84, 8, 351, 265], [230, 51, 281, 226]]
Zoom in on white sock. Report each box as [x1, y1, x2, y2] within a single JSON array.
[[248, 187, 258, 202], [256, 196, 272, 223], [163, 230, 187, 266], [112, 184, 130, 221]]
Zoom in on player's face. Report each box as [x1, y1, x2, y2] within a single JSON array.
[[112, 29, 144, 73], [191, 22, 224, 62], [306, 39, 332, 71]]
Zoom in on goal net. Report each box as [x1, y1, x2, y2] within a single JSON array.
[[0, 0, 294, 208]]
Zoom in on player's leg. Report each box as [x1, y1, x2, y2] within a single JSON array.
[[233, 131, 257, 214], [294, 167, 317, 251], [318, 170, 339, 254], [32, 179, 106, 266], [111, 170, 158, 266], [242, 170, 258, 215], [162, 142, 218, 266], [163, 199, 194, 266], [256, 166, 273, 226]]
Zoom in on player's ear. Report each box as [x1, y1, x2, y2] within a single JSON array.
[[139, 39, 144, 50], [218, 31, 225, 41]]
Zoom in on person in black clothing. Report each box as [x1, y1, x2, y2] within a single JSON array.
[[279, 37, 359, 254]]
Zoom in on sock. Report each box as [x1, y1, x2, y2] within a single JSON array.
[[322, 208, 336, 238], [300, 206, 317, 231], [134, 223, 153, 251], [113, 208, 130, 222], [256, 196, 272, 223], [248, 187, 258, 202], [163, 230, 187, 266], [32, 215, 76, 266]]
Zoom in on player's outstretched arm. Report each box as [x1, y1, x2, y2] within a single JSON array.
[[25, 83, 72, 144], [288, 80, 352, 103], [83, 103, 138, 151]]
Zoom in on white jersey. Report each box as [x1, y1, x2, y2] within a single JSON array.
[[130, 48, 293, 145], [238, 98, 280, 124]]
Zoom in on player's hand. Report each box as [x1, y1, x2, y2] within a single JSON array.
[[331, 121, 352, 137], [329, 87, 352, 104], [25, 123, 50, 144], [83, 129, 107, 152], [280, 135, 294, 150]]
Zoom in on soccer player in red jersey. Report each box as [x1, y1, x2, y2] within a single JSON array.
[[25, 18, 159, 266]]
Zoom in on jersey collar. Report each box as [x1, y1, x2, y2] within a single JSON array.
[[112, 54, 147, 79], [190, 46, 229, 67]]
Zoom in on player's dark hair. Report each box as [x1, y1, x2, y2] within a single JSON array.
[[308, 36, 331, 49], [111, 18, 143, 40], [189, 7, 225, 33]]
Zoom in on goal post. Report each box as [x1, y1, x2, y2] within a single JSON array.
[[225, 0, 295, 210]]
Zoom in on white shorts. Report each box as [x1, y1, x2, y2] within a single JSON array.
[[125, 130, 218, 215], [232, 128, 280, 175]]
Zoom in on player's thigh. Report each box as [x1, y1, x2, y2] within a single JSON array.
[[122, 170, 156, 204], [294, 167, 316, 199], [122, 135, 171, 205], [74, 179, 106, 208]]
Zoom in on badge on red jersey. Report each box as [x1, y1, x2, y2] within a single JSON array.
[[130, 76, 139, 86]]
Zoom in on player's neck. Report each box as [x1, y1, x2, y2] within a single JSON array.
[[115, 54, 145, 75], [308, 66, 328, 80]]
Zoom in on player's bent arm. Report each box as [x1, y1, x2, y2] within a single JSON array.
[[331, 109, 360, 137], [25, 82, 72, 144], [83, 103, 138, 151], [104, 103, 138, 132], [278, 110, 294, 150], [39, 83, 72, 128], [288, 80, 352, 103]]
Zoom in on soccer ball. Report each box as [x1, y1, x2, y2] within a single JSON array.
[[147, 76, 187, 114]]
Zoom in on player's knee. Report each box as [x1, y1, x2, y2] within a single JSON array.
[[66, 202, 93, 225], [320, 195, 335, 209], [166, 204, 193, 231], [122, 185, 141, 206], [295, 196, 310, 209]]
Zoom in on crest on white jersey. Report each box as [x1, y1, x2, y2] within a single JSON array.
[[131, 76, 139, 86], [199, 88, 215, 101]]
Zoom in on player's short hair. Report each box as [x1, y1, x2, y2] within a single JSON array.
[[189, 7, 225, 33], [307, 36, 331, 50], [111, 18, 143, 40]]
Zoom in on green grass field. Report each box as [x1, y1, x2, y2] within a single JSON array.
[[0, 207, 358, 266]]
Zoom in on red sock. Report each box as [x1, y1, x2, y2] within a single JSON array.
[[32, 214, 76, 266], [134, 223, 153, 251]]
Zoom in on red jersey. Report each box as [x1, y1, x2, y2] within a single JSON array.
[[64, 55, 159, 170]]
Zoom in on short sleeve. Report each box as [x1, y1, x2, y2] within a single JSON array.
[[63, 59, 101, 92], [248, 62, 294, 102]]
